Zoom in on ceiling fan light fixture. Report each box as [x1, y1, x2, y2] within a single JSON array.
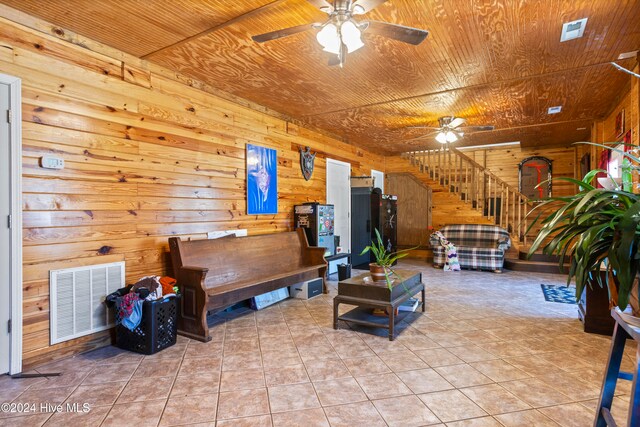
[[435, 132, 448, 144], [317, 23, 341, 54], [445, 131, 458, 143], [341, 20, 364, 53]]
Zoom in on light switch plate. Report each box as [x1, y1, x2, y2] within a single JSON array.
[[40, 156, 65, 170]]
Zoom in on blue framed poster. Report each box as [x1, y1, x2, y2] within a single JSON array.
[[246, 144, 278, 214]]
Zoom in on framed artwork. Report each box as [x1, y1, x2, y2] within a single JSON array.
[[518, 156, 552, 200], [615, 109, 625, 139], [623, 129, 633, 152], [246, 144, 278, 215]]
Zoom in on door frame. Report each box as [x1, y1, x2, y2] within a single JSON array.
[[326, 158, 351, 252], [1, 73, 23, 374]]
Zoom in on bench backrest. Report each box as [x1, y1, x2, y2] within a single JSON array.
[[169, 229, 317, 290], [432, 224, 511, 249]]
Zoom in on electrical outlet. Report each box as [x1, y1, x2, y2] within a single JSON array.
[[40, 156, 65, 170]]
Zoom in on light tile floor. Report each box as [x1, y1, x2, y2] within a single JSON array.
[[1, 259, 636, 426]]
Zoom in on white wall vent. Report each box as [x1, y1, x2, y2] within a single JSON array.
[[548, 106, 562, 115], [560, 18, 587, 42], [50, 262, 124, 344]]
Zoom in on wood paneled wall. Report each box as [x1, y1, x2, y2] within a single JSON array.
[[0, 16, 384, 369], [386, 173, 432, 247], [463, 146, 577, 197]]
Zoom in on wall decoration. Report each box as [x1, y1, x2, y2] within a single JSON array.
[[246, 144, 278, 214], [299, 146, 316, 181], [615, 109, 625, 139], [519, 156, 552, 200], [624, 129, 633, 152]]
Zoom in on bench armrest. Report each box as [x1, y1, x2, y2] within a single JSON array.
[[180, 265, 209, 274], [308, 246, 328, 266]]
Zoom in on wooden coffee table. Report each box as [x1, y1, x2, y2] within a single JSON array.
[[333, 269, 425, 341]]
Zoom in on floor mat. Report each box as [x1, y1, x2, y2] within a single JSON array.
[[541, 284, 577, 304]]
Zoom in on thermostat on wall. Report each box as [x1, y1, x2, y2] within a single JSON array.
[[40, 155, 65, 170]]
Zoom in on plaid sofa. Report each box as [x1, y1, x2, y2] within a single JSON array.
[[430, 224, 511, 272]]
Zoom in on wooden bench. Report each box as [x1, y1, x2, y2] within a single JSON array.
[[168, 229, 327, 341]]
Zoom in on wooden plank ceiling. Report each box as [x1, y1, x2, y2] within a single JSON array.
[[4, 0, 640, 154]]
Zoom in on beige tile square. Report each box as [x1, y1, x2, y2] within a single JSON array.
[[372, 395, 440, 426], [418, 389, 487, 422], [539, 403, 596, 427], [11, 386, 76, 413], [103, 400, 166, 427], [0, 414, 52, 426], [305, 358, 352, 381], [271, 408, 329, 427], [323, 401, 387, 427], [217, 415, 272, 427], [355, 373, 412, 400], [378, 350, 429, 372], [268, 383, 320, 413], [448, 345, 499, 363], [494, 409, 560, 426], [413, 348, 464, 367], [502, 355, 565, 377], [460, 384, 531, 415], [342, 356, 391, 377], [264, 365, 309, 386], [536, 371, 601, 400], [468, 359, 530, 382], [170, 372, 220, 397], [434, 364, 493, 388], [217, 388, 269, 420], [222, 351, 262, 371], [82, 362, 139, 385], [500, 378, 573, 408], [116, 375, 173, 403], [445, 416, 503, 427], [135, 359, 181, 378], [64, 382, 127, 407], [43, 404, 111, 427], [396, 368, 454, 394], [220, 368, 265, 392], [313, 377, 367, 406]]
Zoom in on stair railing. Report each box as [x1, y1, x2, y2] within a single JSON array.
[[402, 146, 533, 244]]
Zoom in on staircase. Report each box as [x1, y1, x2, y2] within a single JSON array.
[[388, 146, 535, 250], [504, 248, 572, 274]]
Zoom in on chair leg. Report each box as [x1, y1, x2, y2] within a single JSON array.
[[594, 322, 628, 427], [628, 345, 640, 426]]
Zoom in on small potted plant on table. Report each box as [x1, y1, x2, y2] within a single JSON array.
[[361, 228, 414, 289]]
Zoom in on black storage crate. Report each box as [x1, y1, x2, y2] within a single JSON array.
[[108, 289, 180, 355]]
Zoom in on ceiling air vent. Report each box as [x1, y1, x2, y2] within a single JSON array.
[[548, 106, 562, 115], [560, 18, 588, 42]]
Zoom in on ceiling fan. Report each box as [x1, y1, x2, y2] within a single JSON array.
[[251, 0, 429, 67], [405, 116, 495, 144]]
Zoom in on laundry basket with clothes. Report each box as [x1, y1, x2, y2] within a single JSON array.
[[105, 276, 180, 355]]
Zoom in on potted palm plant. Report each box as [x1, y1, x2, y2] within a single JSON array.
[[360, 228, 414, 288], [528, 143, 640, 316]]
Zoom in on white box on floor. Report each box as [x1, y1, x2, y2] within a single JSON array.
[[289, 278, 323, 300]]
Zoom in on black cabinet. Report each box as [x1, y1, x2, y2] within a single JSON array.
[[351, 187, 398, 269], [351, 187, 372, 269]]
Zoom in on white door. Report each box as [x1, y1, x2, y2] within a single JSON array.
[[326, 159, 351, 252], [371, 169, 384, 193], [0, 82, 10, 374]]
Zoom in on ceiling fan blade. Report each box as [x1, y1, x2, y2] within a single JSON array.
[[449, 117, 466, 128], [405, 132, 438, 142], [459, 125, 495, 132], [252, 24, 313, 43], [328, 55, 341, 67], [406, 126, 440, 130], [365, 21, 429, 45], [306, 0, 333, 12], [352, 0, 388, 14]]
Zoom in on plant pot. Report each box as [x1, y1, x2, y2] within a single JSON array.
[[369, 263, 387, 282], [631, 279, 640, 317], [607, 271, 640, 317]]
